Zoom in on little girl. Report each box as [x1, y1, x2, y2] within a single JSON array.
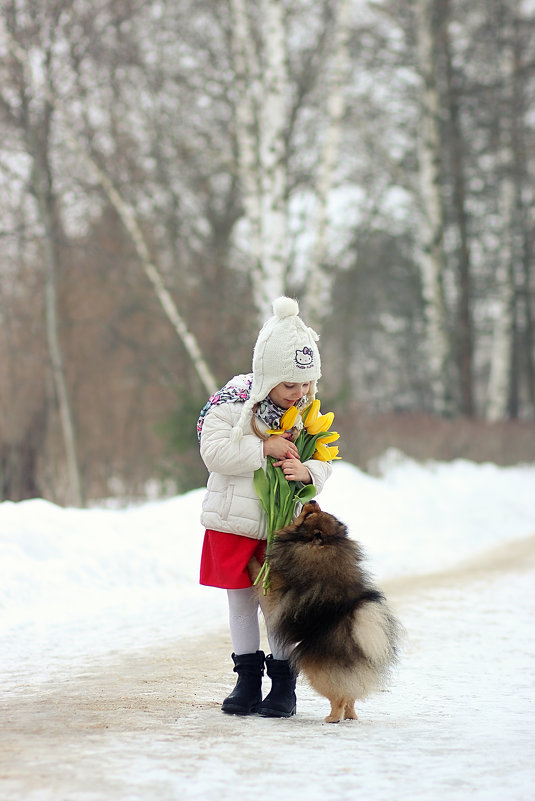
[[197, 297, 332, 717]]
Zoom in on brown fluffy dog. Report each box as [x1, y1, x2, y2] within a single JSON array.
[[249, 500, 400, 723]]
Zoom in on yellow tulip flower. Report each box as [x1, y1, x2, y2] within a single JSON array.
[[304, 399, 320, 427], [306, 411, 334, 435], [312, 442, 330, 460], [313, 443, 340, 461], [280, 405, 299, 430], [266, 405, 299, 435], [316, 431, 339, 445]]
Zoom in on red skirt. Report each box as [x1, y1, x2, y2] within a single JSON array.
[[200, 530, 266, 589]]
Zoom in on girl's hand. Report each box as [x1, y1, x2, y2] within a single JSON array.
[[273, 455, 312, 484], [263, 433, 299, 461]]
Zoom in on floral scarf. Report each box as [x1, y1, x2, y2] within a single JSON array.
[[196, 373, 306, 442]]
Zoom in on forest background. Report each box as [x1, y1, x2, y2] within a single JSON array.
[[1, 0, 534, 507]]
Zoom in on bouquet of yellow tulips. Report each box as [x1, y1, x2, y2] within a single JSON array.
[[253, 399, 340, 592]]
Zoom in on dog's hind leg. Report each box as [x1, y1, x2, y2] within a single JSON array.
[[343, 699, 358, 720], [325, 697, 346, 724]]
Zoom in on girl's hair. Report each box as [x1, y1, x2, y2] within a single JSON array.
[[250, 404, 269, 440]]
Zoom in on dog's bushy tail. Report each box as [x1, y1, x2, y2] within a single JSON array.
[[286, 590, 400, 686], [352, 594, 400, 674]]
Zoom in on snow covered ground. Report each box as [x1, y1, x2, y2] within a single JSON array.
[[1, 453, 534, 800]]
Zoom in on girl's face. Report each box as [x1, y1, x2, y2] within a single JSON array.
[[269, 382, 311, 409]]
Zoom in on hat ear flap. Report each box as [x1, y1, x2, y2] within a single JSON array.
[[230, 396, 256, 442]]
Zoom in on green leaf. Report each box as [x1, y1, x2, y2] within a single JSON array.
[[294, 429, 306, 453], [271, 467, 288, 531], [253, 468, 270, 515], [253, 560, 267, 586], [301, 403, 314, 425], [267, 460, 278, 532], [281, 480, 297, 524], [299, 431, 329, 463], [295, 483, 317, 503]]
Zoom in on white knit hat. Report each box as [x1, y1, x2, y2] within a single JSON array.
[[231, 296, 321, 441]]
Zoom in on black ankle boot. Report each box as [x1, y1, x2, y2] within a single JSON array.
[[221, 651, 265, 715], [255, 655, 297, 718]]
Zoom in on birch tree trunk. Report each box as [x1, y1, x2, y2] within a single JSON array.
[[259, 0, 289, 313], [8, 17, 85, 507], [441, 0, 474, 416], [414, 0, 453, 416], [514, 54, 535, 411], [304, 0, 352, 331], [509, 10, 534, 414], [486, 10, 517, 421], [30, 127, 84, 507], [229, 0, 264, 309], [229, 0, 289, 322], [5, 28, 218, 400], [81, 158, 219, 397]]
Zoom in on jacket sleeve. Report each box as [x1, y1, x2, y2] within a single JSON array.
[[199, 405, 265, 477], [303, 458, 332, 495]]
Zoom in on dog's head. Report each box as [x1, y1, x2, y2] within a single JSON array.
[[276, 500, 348, 547]]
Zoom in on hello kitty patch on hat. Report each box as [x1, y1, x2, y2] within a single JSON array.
[[230, 296, 322, 441], [295, 346, 314, 369]]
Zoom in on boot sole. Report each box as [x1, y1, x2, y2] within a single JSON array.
[[256, 707, 296, 718], [221, 703, 260, 716]]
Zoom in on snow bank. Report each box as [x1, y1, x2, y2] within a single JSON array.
[[1, 455, 534, 685]]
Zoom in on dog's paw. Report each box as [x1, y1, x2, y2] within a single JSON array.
[[325, 713, 343, 723], [324, 698, 358, 723], [325, 699, 345, 723]]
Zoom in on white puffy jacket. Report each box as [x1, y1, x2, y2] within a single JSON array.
[[199, 401, 332, 540]]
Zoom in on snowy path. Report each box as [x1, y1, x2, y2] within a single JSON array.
[[1, 534, 534, 801]]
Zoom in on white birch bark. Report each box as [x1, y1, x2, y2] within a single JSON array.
[[6, 30, 218, 399], [415, 0, 452, 415], [229, 0, 289, 322], [13, 39, 85, 506], [304, 0, 352, 330], [229, 0, 264, 309], [258, 0, 289, 315], [486, 26, 516, 421], [33, 151, 84, 507], [77, 158, 219, 397]]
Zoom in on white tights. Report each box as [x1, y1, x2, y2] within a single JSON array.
[[227, 587, 289, 659]]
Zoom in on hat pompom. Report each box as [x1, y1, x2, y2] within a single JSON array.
[[273, 296, 299, 319]]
